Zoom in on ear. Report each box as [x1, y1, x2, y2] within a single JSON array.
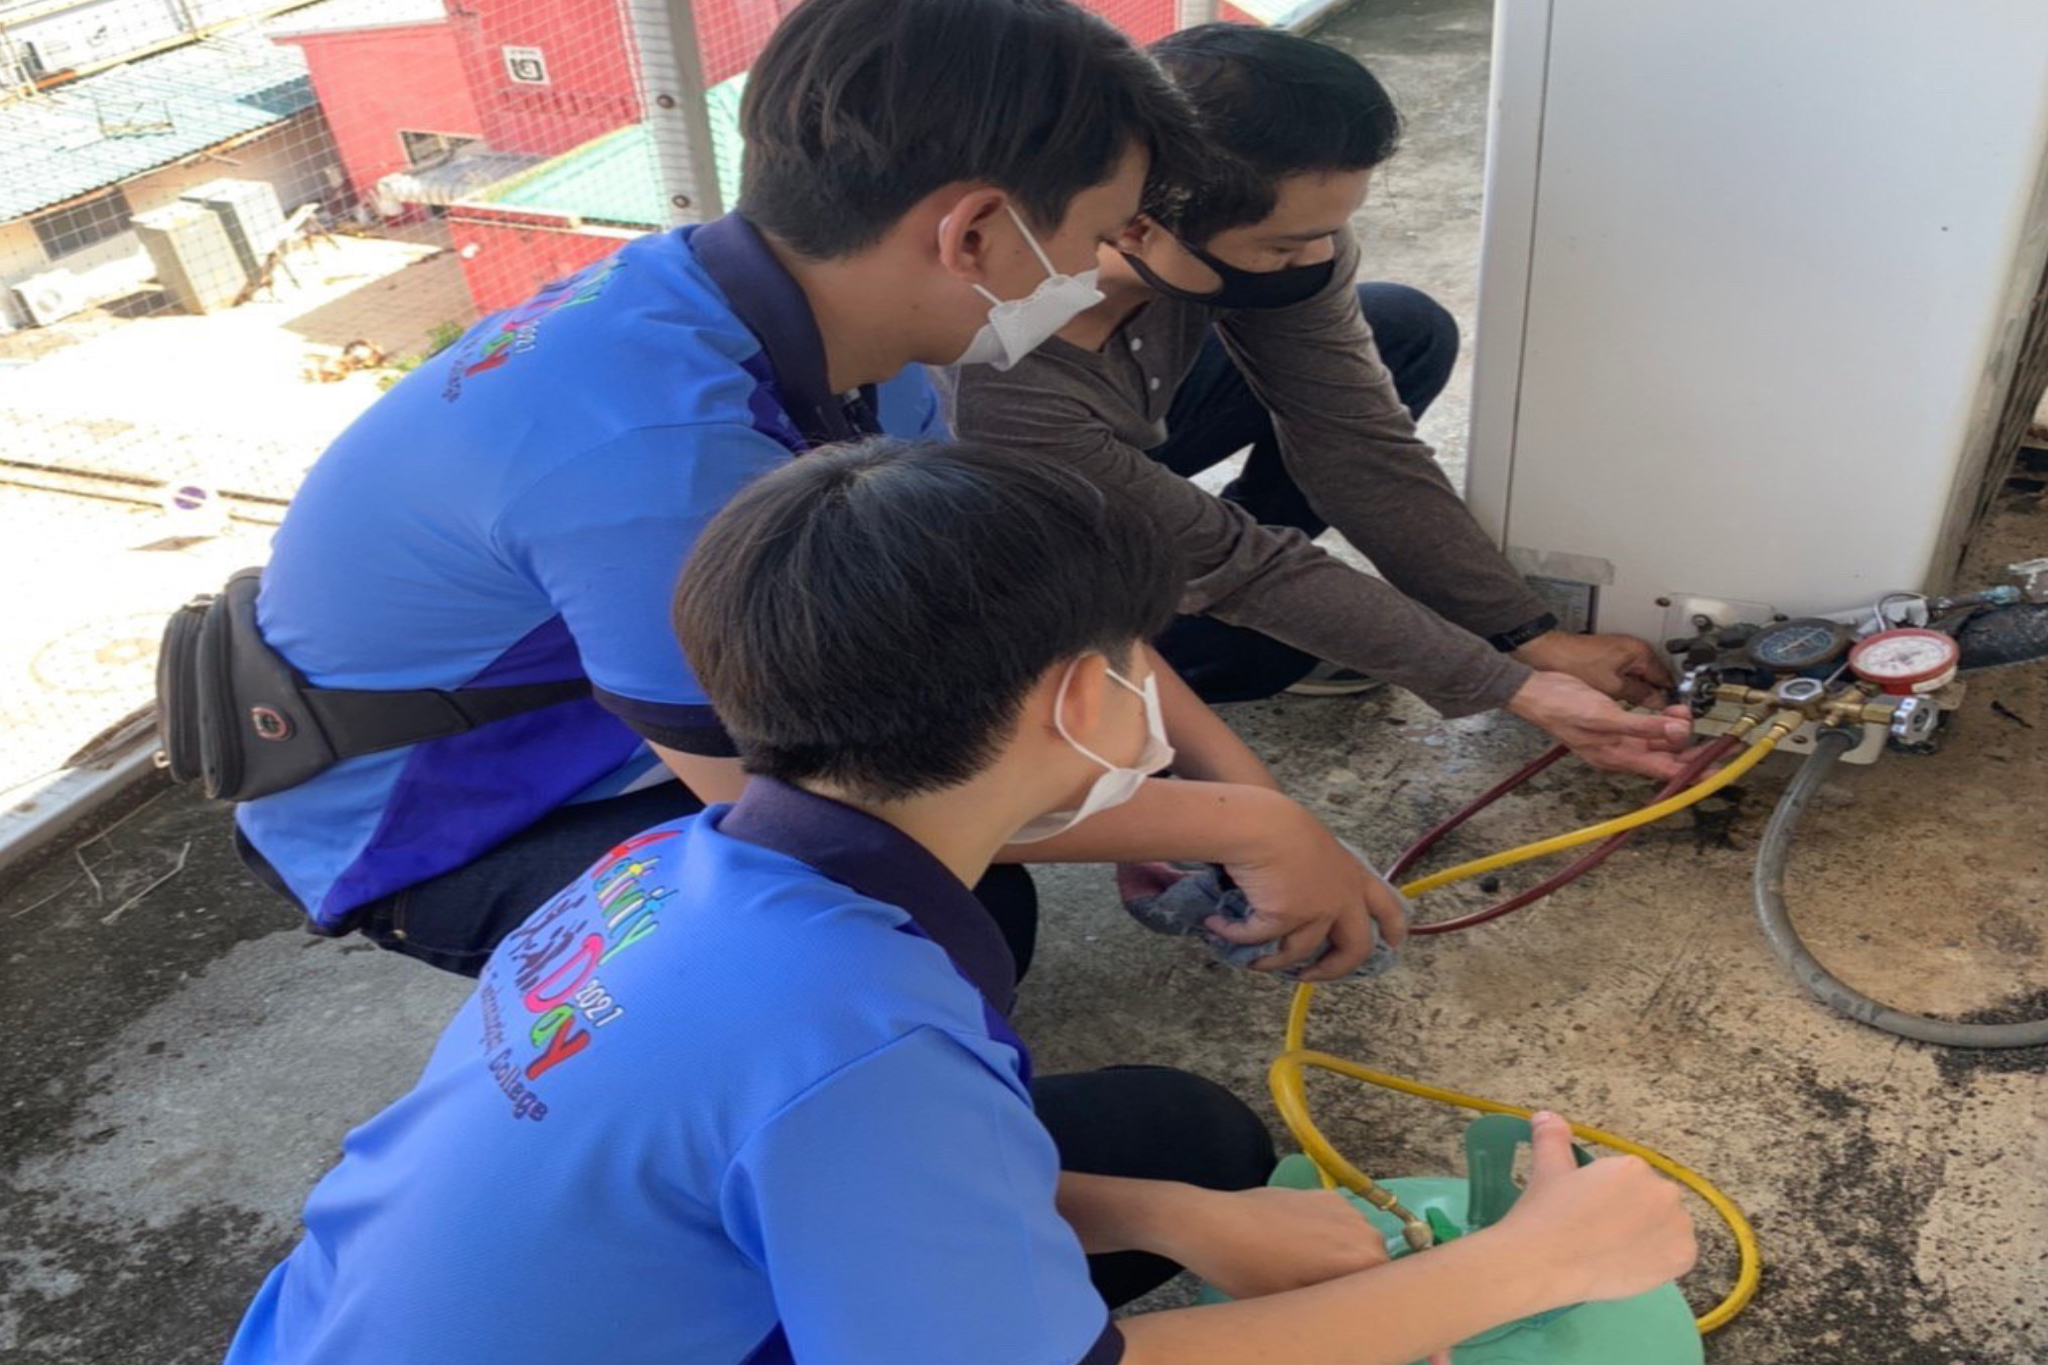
[[1030, 653, 1109, 743], [935, 187, 1011, 284], [1115, 214, 1159, 255]]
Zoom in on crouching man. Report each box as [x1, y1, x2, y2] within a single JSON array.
[[222, 440, 1694, 1365]]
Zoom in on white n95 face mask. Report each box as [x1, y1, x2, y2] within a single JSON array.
[[1009, 658, 1175, 844], [951, 205, 1105, 371]]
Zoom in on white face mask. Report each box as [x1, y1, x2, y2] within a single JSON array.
[[951, 204, 1105, 371], [1009, 657, 1175, 844]]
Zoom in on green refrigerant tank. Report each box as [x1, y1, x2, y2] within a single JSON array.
[[1200, 1116, 1704, 1365]]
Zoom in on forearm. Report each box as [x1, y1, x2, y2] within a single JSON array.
[[995, 776, 1302, 866], [1055, 1173, 1186, 1256], [1265, 421, 1545, 639], [940, 390, 1531, 710], [1148, 647, 1280, 790], [1120, 1230, 1552, 1365], [1191, 534, 1531, 718]]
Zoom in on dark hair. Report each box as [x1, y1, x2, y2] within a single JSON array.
[[738, 0, 1198, 259], [675, 439, 1184, 800], [1143, 24, 1401, 245]]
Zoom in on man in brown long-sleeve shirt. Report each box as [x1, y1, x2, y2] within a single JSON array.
[[944, 24, 1693, 781]]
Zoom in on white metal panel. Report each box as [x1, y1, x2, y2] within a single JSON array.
[[1470, 0, 2048, 644], [12, 269, 86, 325], [181, 177, 289, 279], [1465, 0, 1556, 545], [131, 202, 246, 314]]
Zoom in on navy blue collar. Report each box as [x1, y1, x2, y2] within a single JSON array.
[[716, 777, 1018, 1016], [690, 214, 881, 448]]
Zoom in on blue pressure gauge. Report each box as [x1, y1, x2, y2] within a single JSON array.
[[1746, 617, 1852, 673]]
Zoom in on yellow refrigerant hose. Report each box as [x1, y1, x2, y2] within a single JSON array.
[[1271, 712, 1796, 1334]]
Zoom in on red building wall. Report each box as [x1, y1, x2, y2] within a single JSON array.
[[689, 0, 1259, 85], [448, 215, 632, 313], [692, 0, 798, 86], [286, 0, 1267, 318], [282, 0, 1261, 212], [448, 0, 642, 159], [275, 22, 482, 201]]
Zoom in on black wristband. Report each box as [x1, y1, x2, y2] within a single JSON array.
[[1488, 612, 1560, 653]]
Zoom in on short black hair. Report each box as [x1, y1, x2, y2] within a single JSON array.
[[738, 0, 1198, 259], [1143, 24, 1401, 245], [675, 440, 1185, 800]]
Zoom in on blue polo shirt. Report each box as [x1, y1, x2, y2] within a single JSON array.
[[239, 217, 941, 927], [223, 779, 1121, 1365]]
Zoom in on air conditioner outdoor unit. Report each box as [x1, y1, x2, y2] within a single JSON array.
[[132, 202, 248, 314], [179, 178, 287, 281], [1467, 0, 2048, 650], [10, 270, 88, 327]]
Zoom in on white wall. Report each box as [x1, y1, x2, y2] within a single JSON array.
[[0, 219, 48, 284], [127, 109, 343, 218], [1, 110, 342, 327], [0, 0, 288, 83], [2, 0, 190, 81]]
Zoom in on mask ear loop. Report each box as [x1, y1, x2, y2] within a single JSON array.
[[971, 203, 1062, 307], [1050, 657, 1114, 772], [1130, 672, 1168, 757], [1048, 654, 1163, 773], [1003, 202, 1061, 275]]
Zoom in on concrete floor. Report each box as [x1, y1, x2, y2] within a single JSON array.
[[0, 230, 472, 794], [4, 2, 2047, 1363]]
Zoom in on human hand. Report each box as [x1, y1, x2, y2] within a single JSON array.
[[1513, 631, 1674, 707], [1505, 673, 1701, 782], [1151, 1185, 1393, 1300], [1208, 801, 1408, 980], [1492, 1112, 1698, 1308]]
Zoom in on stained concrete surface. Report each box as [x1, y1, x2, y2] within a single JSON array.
[[0, 226, 472, 795], [4, 1, 2047, 1362]]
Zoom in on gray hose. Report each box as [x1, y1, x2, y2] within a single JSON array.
[[1957, 601, 2048, 674], [1753, 727, 2048, 1048]]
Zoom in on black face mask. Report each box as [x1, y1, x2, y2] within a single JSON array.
[[1122, 236, 1338, 311]]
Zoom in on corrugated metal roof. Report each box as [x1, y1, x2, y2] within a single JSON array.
[[375, 147, 540, 212], [469, 70, 751, 228], [477, 123, 670, 230], [0, 33, 315, 223], [268, 0, 450, 39]]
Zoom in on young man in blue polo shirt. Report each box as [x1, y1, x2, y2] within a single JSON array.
[[222, 439, 1695, 1365], [235, 0, 1408, 985]]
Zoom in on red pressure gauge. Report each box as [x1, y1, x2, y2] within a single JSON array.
[[1847, 628, 1961, 695]]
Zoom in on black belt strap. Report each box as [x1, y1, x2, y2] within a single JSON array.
[[303, 677, 591, 760]]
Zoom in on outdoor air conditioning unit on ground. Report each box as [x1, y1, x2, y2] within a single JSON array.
[[10, 270, 88, 327], [179, 178, 288, 281], [1467, 0, 2048, 651], [131, 202, 248, 314]]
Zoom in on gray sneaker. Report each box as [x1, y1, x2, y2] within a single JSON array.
[[1284, 662, 1386, 697]]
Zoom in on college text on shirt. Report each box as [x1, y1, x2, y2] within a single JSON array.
[[475, 825, 678, 1121]]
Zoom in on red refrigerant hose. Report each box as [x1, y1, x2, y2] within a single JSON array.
[[1391, 734, 1744, 936]]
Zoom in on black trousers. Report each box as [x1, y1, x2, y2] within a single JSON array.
[[333, 779, 1040, 978], [1150, 282, 1460, 704], [1034, 1065, 1278, 1307]]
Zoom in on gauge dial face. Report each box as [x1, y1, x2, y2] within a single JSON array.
[[1750, 618, 1849, 670], [1850, 629, 1960, 688]]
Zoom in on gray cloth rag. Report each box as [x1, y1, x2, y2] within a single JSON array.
[[1116, 842, 1408, 980]]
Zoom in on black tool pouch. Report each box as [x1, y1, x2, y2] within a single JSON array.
[[154, 590, 213, 787], [203, 569, 340, 799], [156, 568, 588, 802]]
